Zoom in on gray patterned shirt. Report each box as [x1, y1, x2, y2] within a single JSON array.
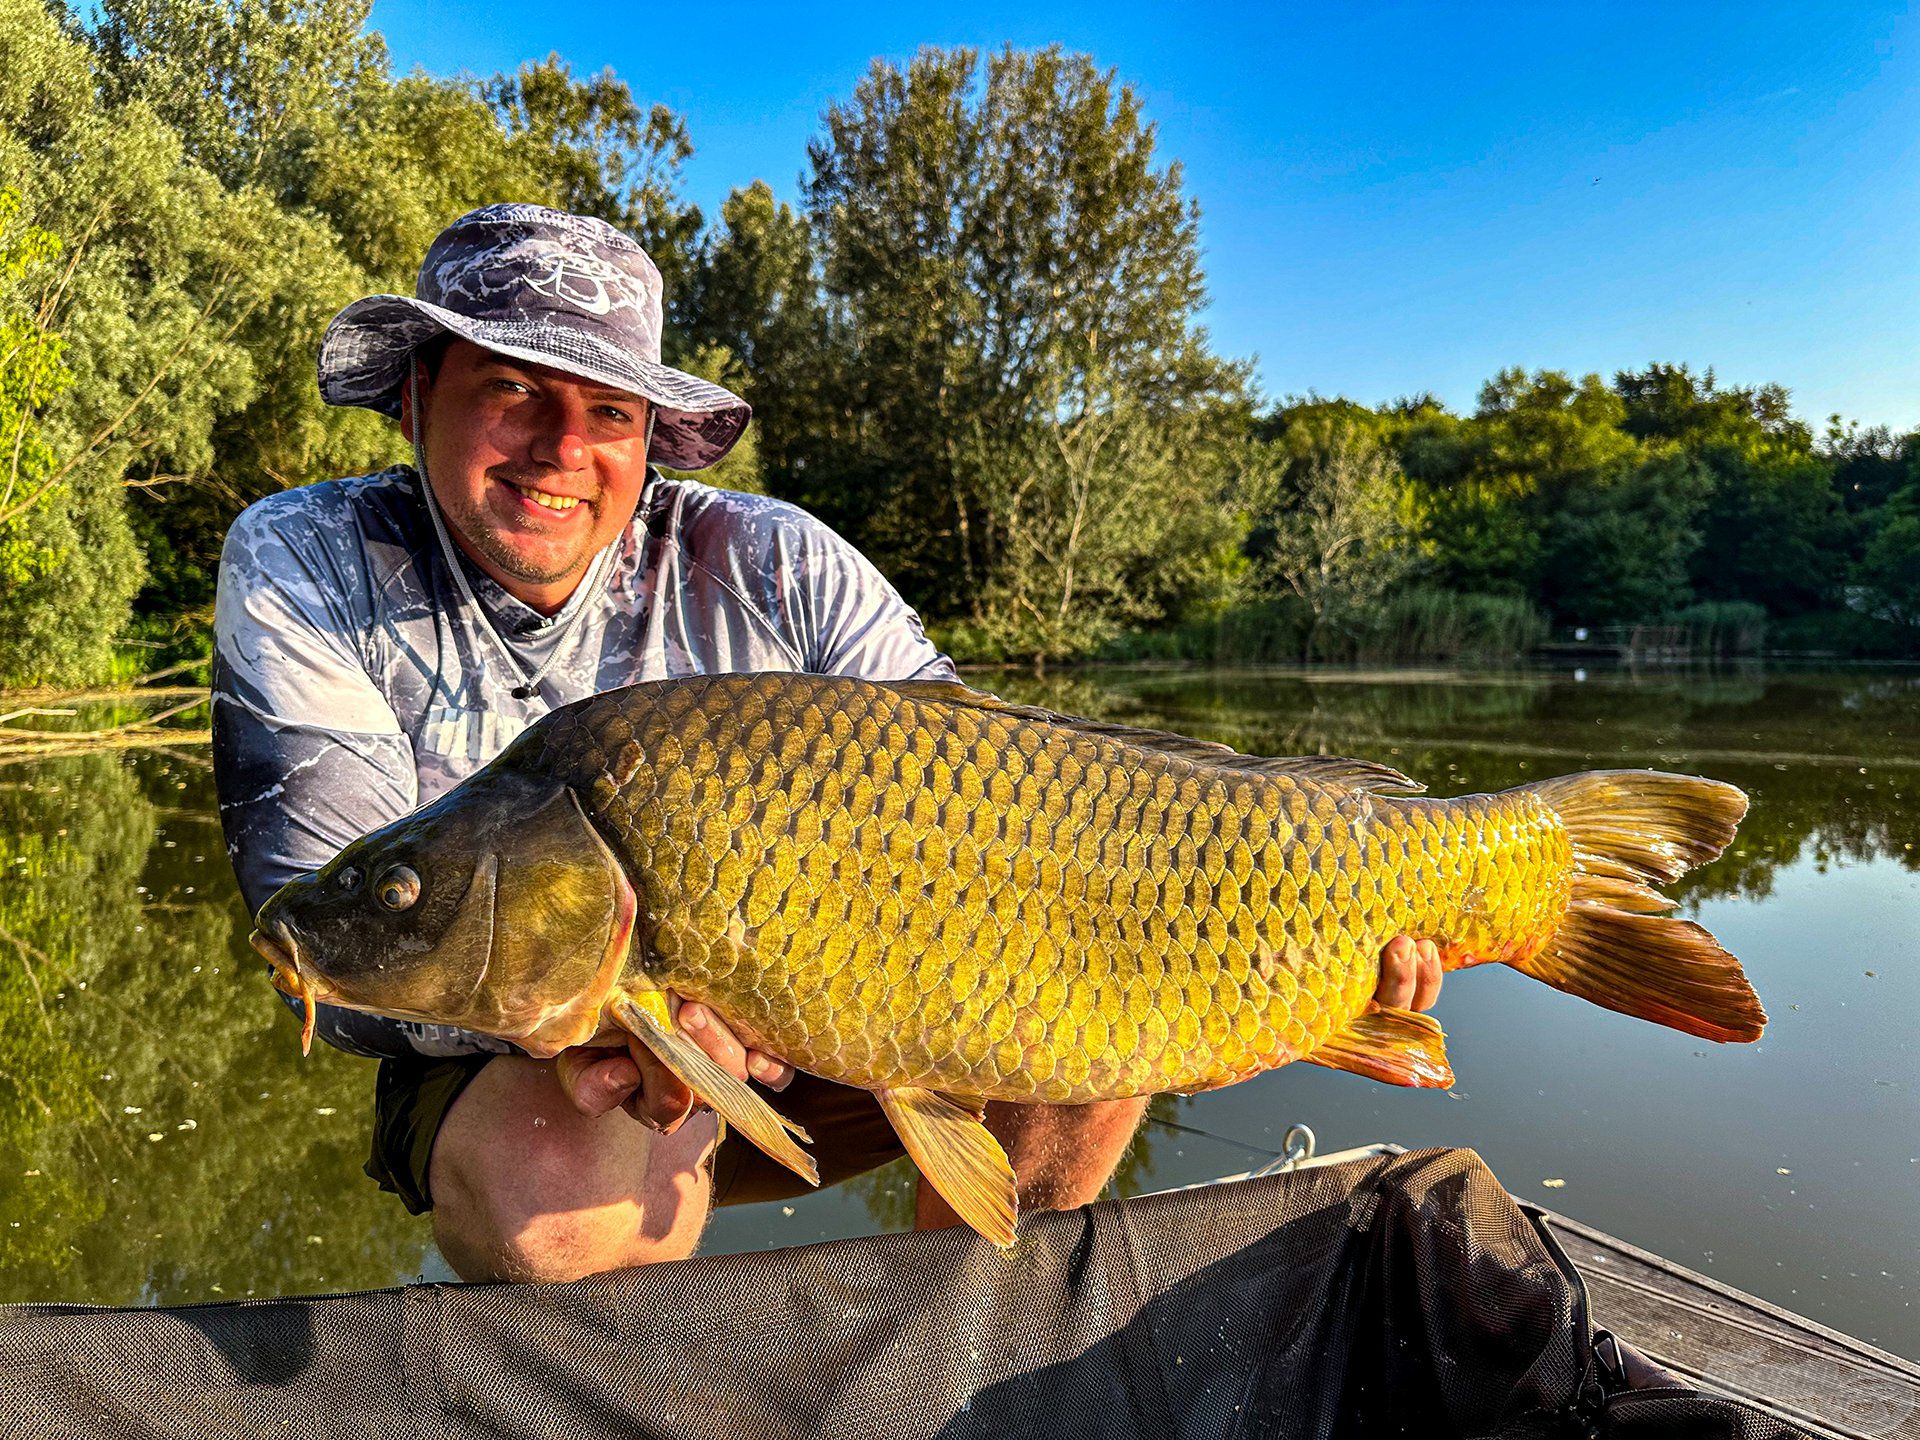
[[212, 466, 955, 1057]]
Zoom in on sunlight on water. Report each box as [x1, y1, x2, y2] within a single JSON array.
[[0, 667, 1913, 1356]]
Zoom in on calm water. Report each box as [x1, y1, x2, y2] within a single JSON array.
[[0, 667, 1913, 1356]]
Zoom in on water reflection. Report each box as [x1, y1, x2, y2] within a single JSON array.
[[0, 750, 431, 1303], [0, 668, 1913, 1332]]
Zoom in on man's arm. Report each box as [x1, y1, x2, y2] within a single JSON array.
[[212, 500, 507, 1059]]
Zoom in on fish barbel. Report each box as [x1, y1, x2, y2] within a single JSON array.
[[252, 675, 1763, 1245]]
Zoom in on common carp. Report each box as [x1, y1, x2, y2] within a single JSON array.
[[251, 674, 1763, 1245]]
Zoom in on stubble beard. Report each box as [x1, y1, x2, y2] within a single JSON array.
[[439, 471, 597, 589]]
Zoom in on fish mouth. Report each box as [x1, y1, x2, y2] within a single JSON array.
[[251, 919, 320, 1056]]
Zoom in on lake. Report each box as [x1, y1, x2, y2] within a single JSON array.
[[0, 665, 1913, 1358]]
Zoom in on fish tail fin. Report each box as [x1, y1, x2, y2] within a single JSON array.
[[1514, 771, 1765, 1044]]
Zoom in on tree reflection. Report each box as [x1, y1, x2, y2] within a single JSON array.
[[0, 748, 432, 1305]]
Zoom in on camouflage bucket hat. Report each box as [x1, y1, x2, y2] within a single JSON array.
[[318, 203, 750, 472]]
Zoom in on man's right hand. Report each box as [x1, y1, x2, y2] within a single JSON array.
[[553, 1002, 795, 1130]]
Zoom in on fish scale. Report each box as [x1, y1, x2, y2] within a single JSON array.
[[531, 673, 1572, 1102]]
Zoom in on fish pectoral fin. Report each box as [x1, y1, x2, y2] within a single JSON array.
[[609, 993, 819, 1187], [875, 1087, 1018, 1249], [1304, 1005, 1454, 1089]]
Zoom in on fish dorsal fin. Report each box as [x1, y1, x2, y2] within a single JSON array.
[[1305, 1005, 1454, 1088], [881, 680, 1425, 795], [874, 1086, 1018, 1248]]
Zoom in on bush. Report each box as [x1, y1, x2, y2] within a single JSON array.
[[1093, 588, 1547, 668], [1671, 601, 1767, 657]]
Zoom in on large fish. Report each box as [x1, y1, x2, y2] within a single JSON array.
[[252, 675, 1763, 1245]]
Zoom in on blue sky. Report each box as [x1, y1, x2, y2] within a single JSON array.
[[368, 1, 1919, 430]]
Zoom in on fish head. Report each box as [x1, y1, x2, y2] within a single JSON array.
[[252, 769, 636, 1058]]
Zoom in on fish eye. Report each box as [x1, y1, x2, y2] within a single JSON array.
[[375, 865, 422, 912]]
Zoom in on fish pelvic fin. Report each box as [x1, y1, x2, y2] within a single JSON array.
[[1519, 771, 1764, 1044], [609, 993, 819, 1187], [875, 1087, 1018, 1249], [1304, 1005, 1453, 1088]]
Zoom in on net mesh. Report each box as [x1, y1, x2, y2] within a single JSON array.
[[0, 1147, 1806, 1438]]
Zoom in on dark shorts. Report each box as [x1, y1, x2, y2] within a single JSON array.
[[366, 1052, 906, 1216]]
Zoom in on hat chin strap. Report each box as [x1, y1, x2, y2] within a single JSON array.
[[406, 362, 641, 702]]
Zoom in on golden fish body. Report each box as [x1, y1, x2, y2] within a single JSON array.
[[259, 673, 1760, 1245]]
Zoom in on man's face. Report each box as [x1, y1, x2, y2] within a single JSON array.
[[403, 339, 651, 614]]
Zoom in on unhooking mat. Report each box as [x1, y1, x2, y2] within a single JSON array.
[[0, 1147, 1808, 1438]]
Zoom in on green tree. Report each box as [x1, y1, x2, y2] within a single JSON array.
[[686, 181, 824, 492], [953, 375, 1248, 665], [798, 45, 1244, 626], [1615, 363, 1850, 616], [1853, 481, 1920, 635], [1252, 414, 1412, 660], [0, 2, 276, 683], [482, 53, 704, 343], [1537, 451, 1710, 625], [1398, 370, 1639, 603], [0, 189, 89, 685], [1821, 419, 1912, 517]]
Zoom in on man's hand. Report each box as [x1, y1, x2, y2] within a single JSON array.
[[553, 1001, 794, 1130], [1376, 935, 1442, 1011]]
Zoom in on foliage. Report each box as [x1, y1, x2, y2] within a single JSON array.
[[1249, 414, 1412, 659], [686, 181, 823, 491], [1853, 481, 1920, 635], [1615, 363, 1850, 616], [0, 189, 85, 685], [482, 53, 703, 331], [948, 377, 1248, 666], [791, 45, 1246, 626], [1534, 451, 1709, 626]]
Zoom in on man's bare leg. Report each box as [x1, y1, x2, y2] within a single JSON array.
[[429, 1055, 719, 1283]]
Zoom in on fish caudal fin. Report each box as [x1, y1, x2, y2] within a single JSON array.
[[875, 1087, 1019, 1248], [609, 993, 820, 1187], [1518, 771, 1764, 1044], [1305, 1006, 1454, 1088]]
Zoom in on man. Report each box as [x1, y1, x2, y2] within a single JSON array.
[[214, 203, 1442, 1282]]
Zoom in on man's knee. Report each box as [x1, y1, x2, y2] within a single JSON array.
[[427, 1056, 716, 1283]]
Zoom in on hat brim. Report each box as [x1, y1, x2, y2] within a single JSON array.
[[318, 295, 751, 473]]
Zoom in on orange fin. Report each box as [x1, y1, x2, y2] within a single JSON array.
[[1514, 902, 1764, 1043], [1522, 770, 1764, 1043], [1305, 1006, 1453, 1088], [609, 993, 819, 1187]]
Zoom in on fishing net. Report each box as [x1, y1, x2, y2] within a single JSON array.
[[0, 1147, 1810, 1438]]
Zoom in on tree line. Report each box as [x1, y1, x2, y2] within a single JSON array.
[[1, 0, 1915, 687]]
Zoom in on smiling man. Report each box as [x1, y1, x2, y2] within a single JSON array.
[[212, 203, 1441, 1281]]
